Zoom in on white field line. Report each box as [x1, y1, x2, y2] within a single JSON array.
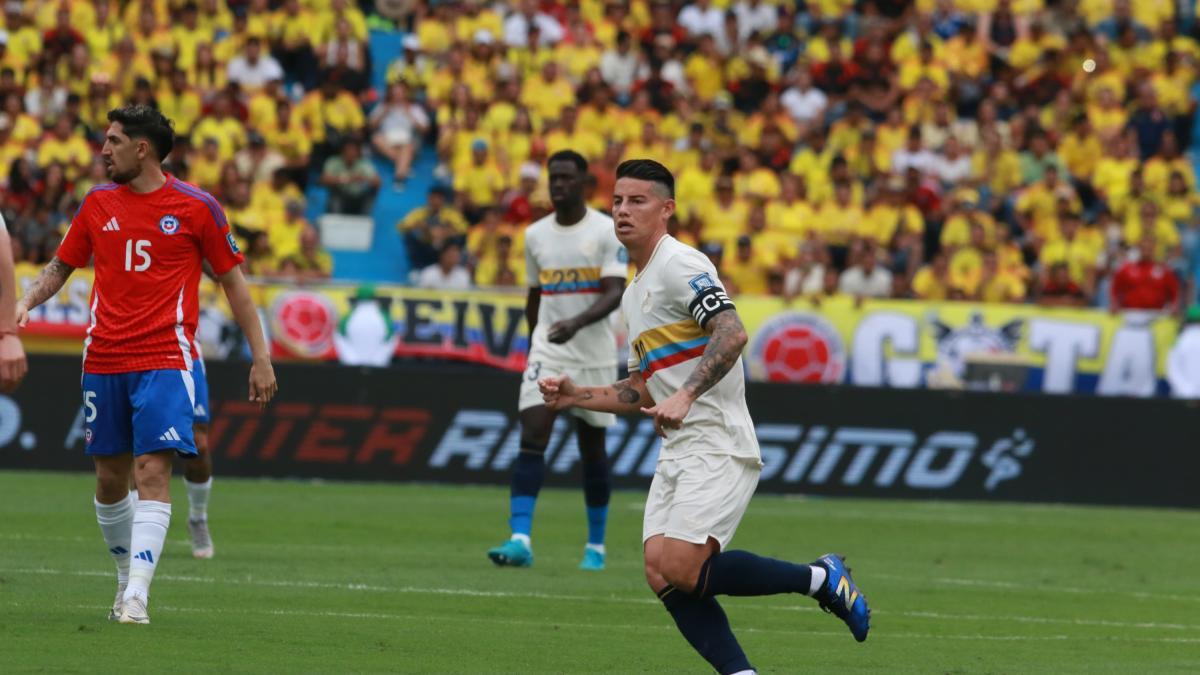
[[9, 600, 1200, 645], [4, 528, 1200, 605], [3, 567, 1199, 634]]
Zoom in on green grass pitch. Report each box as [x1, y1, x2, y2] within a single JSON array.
[[1, 470, 1198, 673]]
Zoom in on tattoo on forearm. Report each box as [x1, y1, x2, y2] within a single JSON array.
[[22, 257, 73, 310], [682, 311, 746, 399], [614, 379, 641, 404]]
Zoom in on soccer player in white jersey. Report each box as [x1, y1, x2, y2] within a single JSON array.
[[487, 150, 627, 571], [540, 160, 870, 672]]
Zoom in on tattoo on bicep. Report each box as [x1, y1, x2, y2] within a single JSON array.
[[614, 379, 641, 404], [682, 311, 746, 398]]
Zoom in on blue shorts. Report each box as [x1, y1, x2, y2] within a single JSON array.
[[192, 357, 210, 425], [83, 369, 198, 457]]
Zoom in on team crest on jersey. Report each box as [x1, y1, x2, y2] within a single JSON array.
[[688, 273, 716, 293], [159, 214, 180, 235], [226, 232, 241, 254]]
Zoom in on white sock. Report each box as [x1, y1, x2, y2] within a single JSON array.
[[585, 543, 605, 554], [185, 478, 212, 521], [125, 500, 171, 602], [510, 533, 531, 548], [94, 493, 134, 587], [808, 565, 827, 596], [730, 670, 757, 675]]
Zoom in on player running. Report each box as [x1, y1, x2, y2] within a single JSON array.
[[539, 160, 870, 672], [486, 150, 627, 571], [16, 105, 276, 624]]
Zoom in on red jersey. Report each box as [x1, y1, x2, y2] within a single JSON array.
[[1110, 260, 1180, 310], [56, 174, 244, 374]]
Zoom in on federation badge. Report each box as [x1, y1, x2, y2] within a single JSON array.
[[159, 214, 180, 235], [688, 272, 716, 293]]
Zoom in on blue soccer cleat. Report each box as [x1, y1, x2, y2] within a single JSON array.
[[578, 547, 606, 571], [813, 553, 871, 642], [487, 538, 533, 567]]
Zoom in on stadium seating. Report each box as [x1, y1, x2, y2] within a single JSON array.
[[1, 0, 1197, 309]]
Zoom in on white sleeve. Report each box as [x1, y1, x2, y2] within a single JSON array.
[[600, 230, 628, 279], [525, 237, 540, 288], [662, 251, 735, 330]]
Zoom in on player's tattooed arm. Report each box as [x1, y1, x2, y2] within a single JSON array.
[[681, 310, 748, 400], [16, 256, 74, 322], [540, 371, 653, 414]]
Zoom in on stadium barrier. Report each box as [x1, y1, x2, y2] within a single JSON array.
[[15, 268, 1179, 396], [3, 356, 1195, 509]]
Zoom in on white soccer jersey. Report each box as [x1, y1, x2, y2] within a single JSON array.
[[622, 235, 760, 461], [525, 208, 627, 366]]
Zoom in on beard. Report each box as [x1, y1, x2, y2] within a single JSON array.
[[106, 162, 142, 185]]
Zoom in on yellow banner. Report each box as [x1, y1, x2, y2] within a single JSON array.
[[18, 264, 1176, 395]]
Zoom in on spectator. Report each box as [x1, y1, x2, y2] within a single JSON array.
[[913, 252, 953, 300], [320, 141, 380, 216], [1110, 236, 1180, 312], [1039, 262, 1089, 307], [292, 227, 334, 281], [780, 68, 827, 133], [319, 17, 369, 93], [369, 82, 429, 186], [242, 231, 276, 277], [839, 242, 894, 300], [599, 30, 640, 101], [233, 132, 286, 187], [503, 0, 564, 48], [783, 244, 826, 302], [418, 241, 471, 290], [37, 115, 90, 182], [400, 185, 468, 271], [678, 0, 724, 40], [975, 250, 1026, 303], [227, 36, 284, 94]]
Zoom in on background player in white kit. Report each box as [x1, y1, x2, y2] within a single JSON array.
[[487, 150, 627, 571], [540, 160, 870, 673]]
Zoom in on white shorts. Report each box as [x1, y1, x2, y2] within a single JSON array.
[[642, 453, 762, 550], [518, 359, 616, 428]]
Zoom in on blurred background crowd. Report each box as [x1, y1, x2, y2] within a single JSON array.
[[2, 0, 1199, 312]]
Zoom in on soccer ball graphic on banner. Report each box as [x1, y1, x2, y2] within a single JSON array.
[[748, 313, 846, 383], [270, 291, 338, 359]]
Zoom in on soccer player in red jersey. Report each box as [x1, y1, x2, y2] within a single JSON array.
[[15, 105, 277, 624]]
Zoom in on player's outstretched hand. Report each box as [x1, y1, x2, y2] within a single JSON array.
[[249, 359, 277, 408], [0, 333, 27, 392], [538, 374, 577, 410], [546, 318, 581, 344], [641, 390, 695, 438]]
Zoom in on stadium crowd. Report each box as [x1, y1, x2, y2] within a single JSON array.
[[0, 0, 344, 282], [391, 0, 1199, 312], [0, 0, 1195, 312]]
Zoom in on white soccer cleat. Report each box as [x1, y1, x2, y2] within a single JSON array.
[[107, 585, 126, 621], [118, 594, 150, 625], [188, 518, 214, 559]]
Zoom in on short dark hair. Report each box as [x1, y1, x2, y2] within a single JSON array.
[[107, 105, 174, 161], [547, 149, 588, 174], [616, 159, 674, 198]]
